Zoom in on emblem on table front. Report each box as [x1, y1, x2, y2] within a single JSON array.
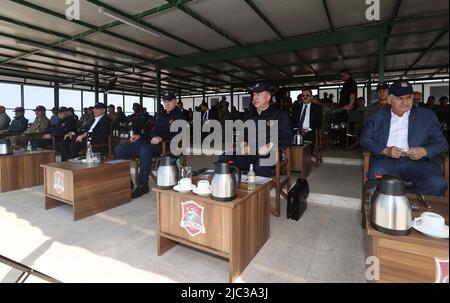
[[53, 171, 64, 194], [435, 258, 449, 283], [180, 201, 206, 237]]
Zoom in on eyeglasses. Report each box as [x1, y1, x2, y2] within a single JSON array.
[[302, 94, 311, 98]]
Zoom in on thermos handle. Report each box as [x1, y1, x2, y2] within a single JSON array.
[[231, 164, 241, 186]]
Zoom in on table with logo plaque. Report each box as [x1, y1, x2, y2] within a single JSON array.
[[154, 176, 271, 282], [363, 194, 449, 282], [41, 159, 131, 221]]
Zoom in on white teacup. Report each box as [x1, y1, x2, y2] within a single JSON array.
[[178, 178, 192, 190], [197, 180, 211, 194], [419, 212, 446, 231]]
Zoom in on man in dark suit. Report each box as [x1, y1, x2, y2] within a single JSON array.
[[291, 87, 322, 143], [60, 103, 111, 161], [218, 82, 292, 177], [361, 80, 448, 196], [115, 92, 187, 198]]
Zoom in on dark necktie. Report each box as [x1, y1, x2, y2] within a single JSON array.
[[299, 104, 308, 129]]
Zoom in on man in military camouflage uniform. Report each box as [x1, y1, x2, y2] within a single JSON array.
[[7, 105, 50, 147]]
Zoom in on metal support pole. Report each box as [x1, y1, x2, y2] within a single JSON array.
[[94, 72, 99, 104], [156, 68, 161, 113], [230, 87, 234, 110], [20, 84, 24, 108], [367, 79, 372, 105], [54, 82, 59, 108], [378, 36, 385, 83]]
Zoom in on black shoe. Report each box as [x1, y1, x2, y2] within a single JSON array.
[[131, 185, 149, 199]]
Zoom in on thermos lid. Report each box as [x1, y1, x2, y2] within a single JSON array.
[[378, 175, 407, 196], [215, 162, 232, 174], [159, 156, 175, 166]]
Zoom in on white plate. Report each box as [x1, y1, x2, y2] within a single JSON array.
[[173, 184, 195, 193], [412, 219, 449, 239], [192, 187, 210, 196]]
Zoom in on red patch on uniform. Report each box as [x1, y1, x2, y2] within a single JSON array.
[[61, 123, 66, 127]]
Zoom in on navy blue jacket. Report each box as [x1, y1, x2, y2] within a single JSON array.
[[244, 105, 292, 148], [52, 116, 77, 137], [84, 115, 111, 145], [142, 108, 186, 141], [291, 101, 322, 131], [361, 106, 448, 159]]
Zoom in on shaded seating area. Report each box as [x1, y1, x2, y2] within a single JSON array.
[[0, 0, 449, 286]]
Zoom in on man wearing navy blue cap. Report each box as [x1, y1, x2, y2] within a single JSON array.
[[115, 92, 186, 198], [361, 80, 448, 195], [59, 102, 111, 161], [218, 82, 292, 177]]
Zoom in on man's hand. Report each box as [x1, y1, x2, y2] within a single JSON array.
[[382, 146, 405, 159], [76, 133, 86, 143], [130, 134, 141, 143], [63, 131, 75, 140], [151, 136, 162, 145], [240, 142, 250, 156], [406, 147, 427, 160], [301, 129, 310, 135], [258, 142, 274, 156]]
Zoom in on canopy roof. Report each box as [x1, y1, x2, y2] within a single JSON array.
[[0, 0, 448, 95]]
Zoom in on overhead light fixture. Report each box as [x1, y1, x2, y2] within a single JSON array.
[[98, 7, 161, 38], [14, 39, 77, 58]]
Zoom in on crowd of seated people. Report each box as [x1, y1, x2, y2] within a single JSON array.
[[0, 73, 448, 198]]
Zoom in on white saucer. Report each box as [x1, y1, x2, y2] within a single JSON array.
[[173, 184, 195, 193], [192, 187, 210, 196], [412, 219, 449, 239]]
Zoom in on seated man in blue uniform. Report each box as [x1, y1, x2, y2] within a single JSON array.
[[60, 103, 111, 161], [361, 80, 448, 196], [219, 82, 292, 177], [115, 92, 186, 198]]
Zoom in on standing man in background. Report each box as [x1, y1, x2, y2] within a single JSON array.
[[338, 68, 357, 122]]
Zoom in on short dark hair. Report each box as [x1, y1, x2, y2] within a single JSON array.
[[339, 68, 350, 75], [302, 87, 312, 95], [108, 104, 115, 109]]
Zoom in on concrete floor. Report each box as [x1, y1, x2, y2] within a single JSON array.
[[0, 152, 366, 283]]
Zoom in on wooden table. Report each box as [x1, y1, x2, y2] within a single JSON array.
[[364, 195, 449, 282], [290, 141, 312, 177], [154, 180, 271, 282], [0, 149, 55, 192], [41, 160, 131, 221]]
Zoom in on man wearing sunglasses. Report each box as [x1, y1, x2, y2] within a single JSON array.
[[291, 87, 322, 143]]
